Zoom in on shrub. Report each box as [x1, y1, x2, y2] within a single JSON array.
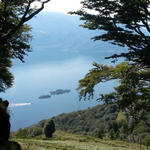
[[44, 120, 55, 138], [141, 134, 150, 150], [15, 128, 28, 138], [27, 127, 43, 137]]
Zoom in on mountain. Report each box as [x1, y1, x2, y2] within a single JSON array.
[[14, 12, 120, 66]]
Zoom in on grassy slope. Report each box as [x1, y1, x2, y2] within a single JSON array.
[[12, 130, 144, 150]]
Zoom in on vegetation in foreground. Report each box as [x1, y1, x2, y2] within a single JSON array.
[[12, 130, 147, 150]]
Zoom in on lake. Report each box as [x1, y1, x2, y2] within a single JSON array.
[[1, 12, 121, 131]]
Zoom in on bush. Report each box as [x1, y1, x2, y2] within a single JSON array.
[[27, 127, 43, 137], [15, 128, 28, 138], [44, 120, 55, 138], [141, 134, 150, 150], [92, 128, 103, 139]]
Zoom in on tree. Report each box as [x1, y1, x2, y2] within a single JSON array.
[[0, 60, 13, 92], [77, 62, 150, 121], [0, 0, 50, 92], [44, 120, 55, 138], [70, 0, 150, 121], [70, 0, 150, 67], [0, 0, 50, 145], [0, 0, 50, 61]]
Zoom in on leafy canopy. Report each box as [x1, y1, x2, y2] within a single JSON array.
[[0, 0, 50, 61], [71, 0, 150, 67], [77, 62, 150, 120], [70, 0, 150, 121], [0, 0, 50, 92], [0, 0, 50, 145]]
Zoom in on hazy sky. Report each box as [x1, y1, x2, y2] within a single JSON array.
[[43, 0, 82, 14]]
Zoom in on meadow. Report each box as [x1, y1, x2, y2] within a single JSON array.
[[12, 130, 145, 150]]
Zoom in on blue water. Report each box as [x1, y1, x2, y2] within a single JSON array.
[[1, 12, 123, 131]]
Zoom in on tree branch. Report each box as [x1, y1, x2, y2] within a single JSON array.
[[141, 17, 150, 33], [0, 0, 50, 43]]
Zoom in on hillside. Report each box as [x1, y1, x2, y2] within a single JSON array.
[[14, 103, 150, 143], [51, 104, 119, 135]]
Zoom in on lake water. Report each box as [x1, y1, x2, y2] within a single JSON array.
[[1, 12, 120, 131]]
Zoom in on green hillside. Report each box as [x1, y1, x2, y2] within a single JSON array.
[[14, 104, 150, 144]]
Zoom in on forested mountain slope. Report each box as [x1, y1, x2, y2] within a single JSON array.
[[15, 104, 150, 143]]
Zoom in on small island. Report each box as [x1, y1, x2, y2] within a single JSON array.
[[38, 95, 51, 99]]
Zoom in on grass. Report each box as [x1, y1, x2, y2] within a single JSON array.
[[12, 130, 147, 150]]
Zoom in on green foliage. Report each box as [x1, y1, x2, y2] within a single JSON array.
[[15, 127, 43, 138], [71, 0, 150, 123], [44, 120, 55, 138], [0, 0, 50, 58], [0, 0, 50, 92], [92, 128, 103, 139], [0, 65, 14, 92], [27, 127, 43, 137], [15, 128, 28, 138], [54, 104, 119, 137], [141, 134, 150, 149], [0, 0, 50, 148], [71, 0, 150, 67], [51, 104, 149, 141], [77, 62, 150, 121], [109, 129, 116, 140], [133, 121, 150, 135], [116, 112, 127, 125], [15, 103, 150, 143], [0, 47, 14, 92]]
